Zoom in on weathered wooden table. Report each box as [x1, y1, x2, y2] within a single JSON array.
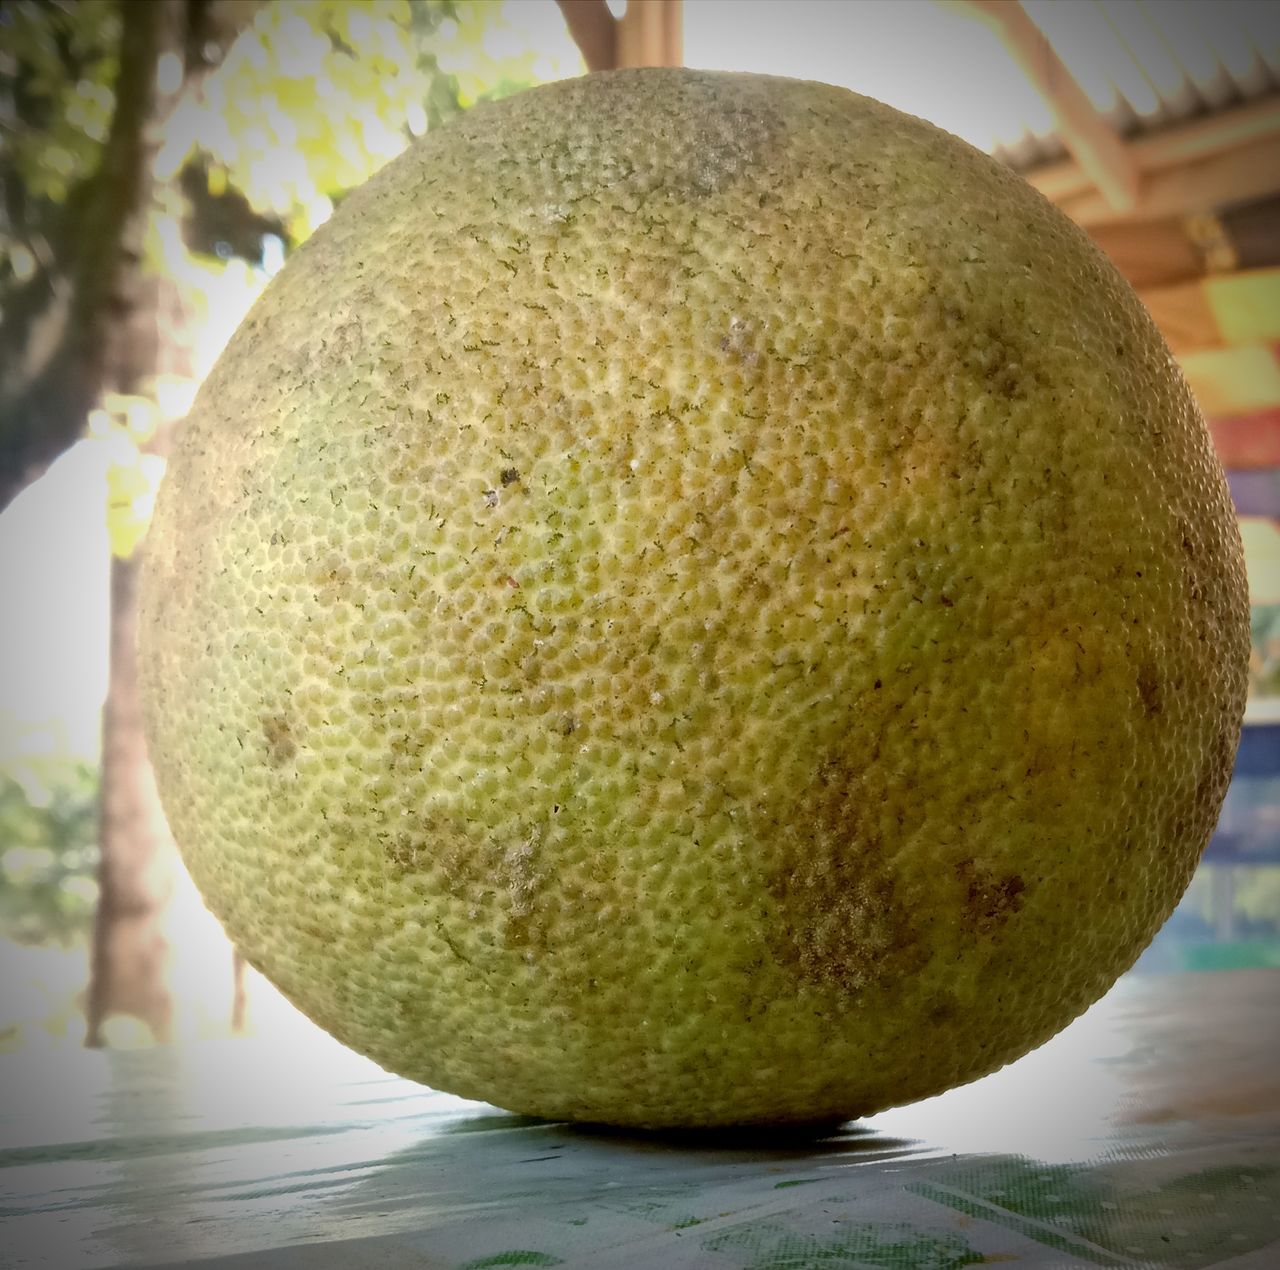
[[3, 966, 1278, 1269]]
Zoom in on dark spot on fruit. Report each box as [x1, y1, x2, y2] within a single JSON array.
[[1160, 714, 1240, 853], [1192, 721, 1238, 826], [299, 920, 332, 945], [970, 323, 1045, 405], [500, 466, 521, 486], [954, 859, 1026, 934], [385, 811, 456, 880], [761, 750, 928, 995], [313, 558, 353, 605], [766, 861, 921, 995], [718, 317, 761, 365], [1137, 666, 1162, 717], [385, 836, 422, 874], [387, 815, 600, 959], [927, 992, 961, 1026], [663, 91, 785, 200], [262, 714, 296, 766]]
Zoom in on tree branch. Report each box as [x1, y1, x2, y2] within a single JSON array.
[[556, 0, 618, 72], [0, 1, 178, 510]]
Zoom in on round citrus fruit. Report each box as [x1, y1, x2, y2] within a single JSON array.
[[140, 69, 1250, 1128]]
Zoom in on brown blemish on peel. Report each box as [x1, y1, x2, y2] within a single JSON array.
[[313, 557, 354, 605], [955, 859, 1026, 934], [262, 714, 296, 765], [767, 865, 924, 994], [1160, 716, 1241, 856], [763, 751, 928, 993], [1189, 720, 1239, 837], [1137, 665, 1162, 717], [387, 814, 621, 958]]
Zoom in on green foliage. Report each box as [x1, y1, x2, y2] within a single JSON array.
[[171, 0, 467, 245], [426, 3, 591, 116], [0, 0, 119, 284], [0, 0, 118, 200], [2, 0, 561, 282], [0, 764, 99, 946], [156, 0, 571, 253]]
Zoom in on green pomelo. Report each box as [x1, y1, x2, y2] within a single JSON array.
[[140, 68, 1250, 1129]]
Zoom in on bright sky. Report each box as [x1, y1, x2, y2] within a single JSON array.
[[0, 442, 112, 774]]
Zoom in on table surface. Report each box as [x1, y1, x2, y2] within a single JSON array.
[[2, 967, 1279, 1270]]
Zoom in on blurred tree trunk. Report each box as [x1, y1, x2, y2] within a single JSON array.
[[83, 0, 187, 1048], [556, 0, 683, 71], [87, 551, 179, 1044], [0, 0, 260, 1044], [85, 0, 251, 1046]]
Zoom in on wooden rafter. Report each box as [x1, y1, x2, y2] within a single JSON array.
[[1051, 129, 1280, 228], [968, 0, 1140, 212], [1089, 219, 1212, 290], [1031, 96, 1280, 208]]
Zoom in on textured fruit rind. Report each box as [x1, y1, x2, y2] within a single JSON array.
[[140, 69, 1250, 1128]]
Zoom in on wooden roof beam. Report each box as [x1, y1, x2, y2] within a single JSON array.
[[968, 0, 1141, 213], [1029, 95, 1280, 208], [1052, 130, 1280, 227]]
